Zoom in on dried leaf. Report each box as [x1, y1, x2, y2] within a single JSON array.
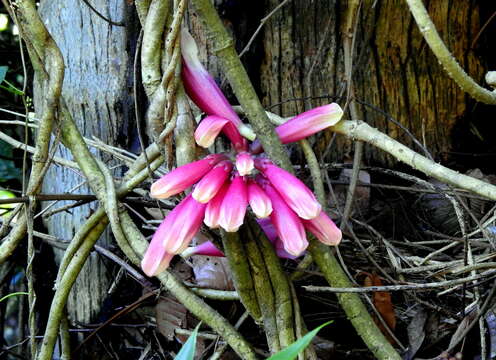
[[312, 335, 335, 359], [192, 255, 234, 290], [486, 311, 496, 359], [363, 273, 396, 344], [404, 307, 428, 360], [172, 258, 193, 282], [155, 296, 188, 341], [145, 207, 167, 221], [448, 309, 477, 350]]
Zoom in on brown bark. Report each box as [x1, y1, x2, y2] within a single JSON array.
[[260, 0, 485, 165]]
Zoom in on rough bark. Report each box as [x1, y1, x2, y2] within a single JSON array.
[[260, 0, 486, 165], [34, 0, 133, 326]]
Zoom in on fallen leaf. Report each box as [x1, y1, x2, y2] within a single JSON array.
[[486, 310, 496, 359], [155, 296, 188, 341], [363, 273, 396, 344], [192, 256, 234, 290], [448, 309, 477, 350], [404, 306, 428, 360]]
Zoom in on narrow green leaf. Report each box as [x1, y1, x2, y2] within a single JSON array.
[[174, 323, 201, 360], [0, 291, 28, 302], [267, 321, 332, 360], [0, 66, 7, 84], [0, 81, 24, 95]]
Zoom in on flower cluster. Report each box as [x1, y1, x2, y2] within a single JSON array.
[[141, 30, 344, 277]]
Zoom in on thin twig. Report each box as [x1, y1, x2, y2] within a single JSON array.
[[79, 0, 125, 26], [303, 271, 496, 293], [238, 0, 291, 58], [405, 0, 496, 104]]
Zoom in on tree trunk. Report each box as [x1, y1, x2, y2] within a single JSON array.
[[259, 0, 487, 165], [35, 0, 134, 330]]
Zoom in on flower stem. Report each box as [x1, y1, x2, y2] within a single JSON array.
[[243, 224, 281, 353], [247, 216, 295, 348], [190, 0, 292, 172], [220, 230, 262, 322]]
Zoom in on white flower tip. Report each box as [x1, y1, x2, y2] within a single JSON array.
[[297, 203, 322, 220], [325, 103, 344, 125], [204, 217, 219, 229], [195, 136, 215, 148], [150, 182, 172, 199], [221, 224, 241, 232], [254, 210, 272, 219], [284, 244, 307, 257], [236, 152, 254, 176], [239, 123, 256, 141], [192, 189, 210, 204], [141, 252, 174, 277], [251, 198, 273, 218], [181, 28, 202, 68]]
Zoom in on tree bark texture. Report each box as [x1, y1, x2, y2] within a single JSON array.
[[34, 0, 134, 325], [259, 0, 486, 165]]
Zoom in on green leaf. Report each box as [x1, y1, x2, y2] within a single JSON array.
[[0, 291, 28, 302], [267, 321, 332, 360], [174, 323, 201, 360], [0, 81, 24, 95], [0, 66, 7, 84]]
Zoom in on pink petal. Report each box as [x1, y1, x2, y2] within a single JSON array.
[[152, 195, 206, 254], [192, 160, 233, 203], [247, 181, 273, 218], [204, 182, 229, 229], [275, 103, 343, 143], [303, 211, 342, 246], [261, 181, 308, 257], [195, 116, 229, 148], [256, 218, 299, 260], [190, 241, 225, 257], [150, 154, 226, 199], [141, 249, 174, 277], [141, 232, 176, 276], [219, 174, 248, 232], [255, 159, 321, 220], [181, 30, 255, 149], [235, 152, 254, 176], [256, 217, 278, 242]]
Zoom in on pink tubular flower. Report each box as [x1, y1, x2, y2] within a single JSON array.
[[192, 160, 233, 203], [219, 174, 248, 232], [261, 181, 308, 257], [141, 241, 175, 277], [152, 195, 206, 254], [182, 222, 297, 260], [255, 159, 321, 220], [257, 218, 299, 259], [303, 211, 342, 246], [184, 240, 225, 257], [249, 103, 344, 154], [181, 29, 255, 149], [235, 152, 254, 176], [195, 115, 229, 148], [204, 182, 229, 229], [275, 103, 343, 143], [247, 181, 272, 218], [150, 154, 226, 199]]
